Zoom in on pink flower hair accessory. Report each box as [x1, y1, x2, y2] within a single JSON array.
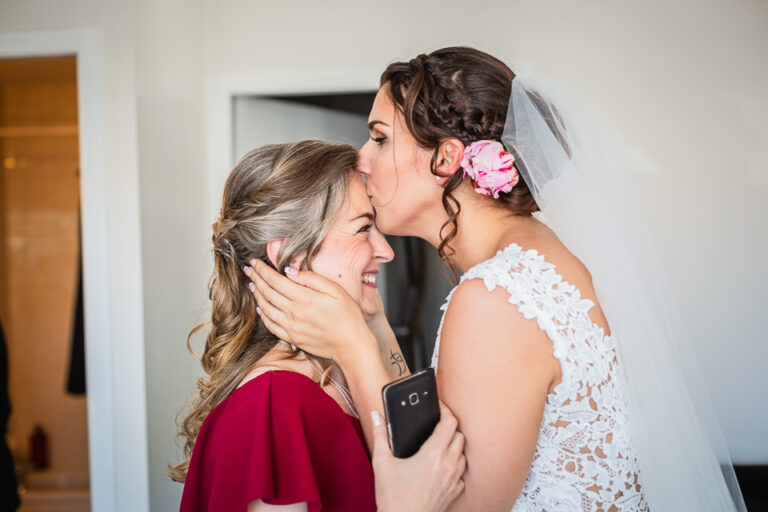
[[460, 140, 520, 199]]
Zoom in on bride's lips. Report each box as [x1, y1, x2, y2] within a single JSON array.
[[361, 269, 378, 288]]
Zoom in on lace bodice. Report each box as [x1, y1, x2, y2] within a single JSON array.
[[431, 243, 648, 511]]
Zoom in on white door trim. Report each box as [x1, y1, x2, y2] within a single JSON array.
[[206, 68, 380, 216], [0, 28, 149, 512]]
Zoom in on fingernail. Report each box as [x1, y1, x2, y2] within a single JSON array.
[[249, 258, 258, 266], [256, 306, 262, 315], [243, 266, 252, 276], [248, 282, 255, 292], [370, 410, 382, 426], [284, 266, 298, 276]]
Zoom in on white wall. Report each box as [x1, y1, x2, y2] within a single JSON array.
[[2, 1, 766, 510], [0, 1, 149, 510], [132, 1, 212, 510]]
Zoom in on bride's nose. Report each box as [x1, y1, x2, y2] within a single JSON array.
[[357, 146, 372, 177], [370, 227, 394, 263]]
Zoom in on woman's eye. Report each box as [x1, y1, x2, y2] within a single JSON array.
[[358, 224, 373, 234], [371, 136, 386, 146]]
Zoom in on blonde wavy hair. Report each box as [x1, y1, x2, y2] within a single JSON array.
[[169, 140, 358, 483]]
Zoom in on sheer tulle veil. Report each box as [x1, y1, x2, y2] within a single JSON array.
[[501, 77, 746, 511]]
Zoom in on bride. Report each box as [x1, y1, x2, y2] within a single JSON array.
[[244, 47, 745, 511]]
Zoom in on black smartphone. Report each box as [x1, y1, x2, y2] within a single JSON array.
[[381, 368, 440, 458]]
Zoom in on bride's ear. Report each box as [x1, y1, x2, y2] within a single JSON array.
[[434, 138, 465, 182]]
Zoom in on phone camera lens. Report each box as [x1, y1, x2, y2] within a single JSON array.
[[409, 392, 419, 405]]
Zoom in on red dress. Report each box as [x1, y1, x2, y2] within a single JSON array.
[[179, 370, 376, 512]]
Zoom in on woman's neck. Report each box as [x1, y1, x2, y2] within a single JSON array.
[[253, 341, 346, 385], [422, 187, 539, 273]]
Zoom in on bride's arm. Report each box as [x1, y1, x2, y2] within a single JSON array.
[[436, 279, 559, 511]]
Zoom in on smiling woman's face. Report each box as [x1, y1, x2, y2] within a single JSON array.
[[310, 173, 394, 318], [357, 84, 444, 238]]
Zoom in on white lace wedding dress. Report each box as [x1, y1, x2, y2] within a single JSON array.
[[431, 243, 649, 511]]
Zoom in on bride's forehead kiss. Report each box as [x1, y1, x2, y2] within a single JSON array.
[[358, 48, 538, 271]]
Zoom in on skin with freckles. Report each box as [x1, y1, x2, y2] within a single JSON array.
[[240, 175, 397, 424], [306, 174, 394, 319]]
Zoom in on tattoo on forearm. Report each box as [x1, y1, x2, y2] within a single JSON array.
[[390, 350, 405, 376]]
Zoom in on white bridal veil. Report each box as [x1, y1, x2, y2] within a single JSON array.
[[501, 77, 746, 511]]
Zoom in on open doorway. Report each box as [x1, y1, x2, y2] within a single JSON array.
[[0, 56, 90, 512]]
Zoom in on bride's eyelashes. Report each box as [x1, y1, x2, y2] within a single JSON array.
[[371, 136, 387, 146]]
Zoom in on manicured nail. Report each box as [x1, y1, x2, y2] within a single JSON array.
[[243, 266, 252, 276], [256, 306, 262, 315], [370, 410, 382, 426], [249, 258, 258, 266], [284, 266, 298, 276], [248, 282, 255, 292]]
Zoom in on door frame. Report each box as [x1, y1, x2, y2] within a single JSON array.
[[206, 68, 380, 216], [0, 28, 149, 511]]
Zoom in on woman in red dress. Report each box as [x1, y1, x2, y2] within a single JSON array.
[[171, 141, 465, 512]]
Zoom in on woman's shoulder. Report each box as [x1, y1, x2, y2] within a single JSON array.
[[224, 370, 341, 418], [511, 226, 594, 282], [461, 234, 593, 295], [193, 370, 341, 444], [182, 372, 373, 512], [193, 370, 365, 469], [447, 234, 608, 341], [442, 236, 599, 341], [438, 258, 561, 393]]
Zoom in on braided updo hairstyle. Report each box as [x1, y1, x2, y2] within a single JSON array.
[[381, 46, 539, 280], [169, 140, 358, 482]]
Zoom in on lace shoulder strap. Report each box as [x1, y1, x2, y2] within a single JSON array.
[[432, 243, 596, 371]]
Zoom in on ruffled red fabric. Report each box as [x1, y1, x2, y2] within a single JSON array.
[[179, 370, 376, 512]]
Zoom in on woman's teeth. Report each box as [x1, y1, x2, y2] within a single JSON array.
[[362, 274, 376, 284]]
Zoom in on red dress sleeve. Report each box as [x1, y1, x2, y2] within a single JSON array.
[[179, 371, 376, 512]]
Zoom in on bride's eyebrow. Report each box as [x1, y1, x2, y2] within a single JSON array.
[[367, 120, 388, 131]]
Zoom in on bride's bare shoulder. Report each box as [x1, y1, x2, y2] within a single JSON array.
[[440, 265, 561, 391], [507, 228, 610, 334], [507, 225, 595, 292]]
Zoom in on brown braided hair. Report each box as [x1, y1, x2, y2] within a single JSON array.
[[169, 140, 358, 482], [381, 47, 540, 281]]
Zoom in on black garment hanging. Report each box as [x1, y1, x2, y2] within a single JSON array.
[[66, 257, 85, 395], [0, 320, 20, 511], [66, 198, 86, 396]]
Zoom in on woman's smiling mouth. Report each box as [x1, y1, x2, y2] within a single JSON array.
[[361, 270, 378, 288]]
